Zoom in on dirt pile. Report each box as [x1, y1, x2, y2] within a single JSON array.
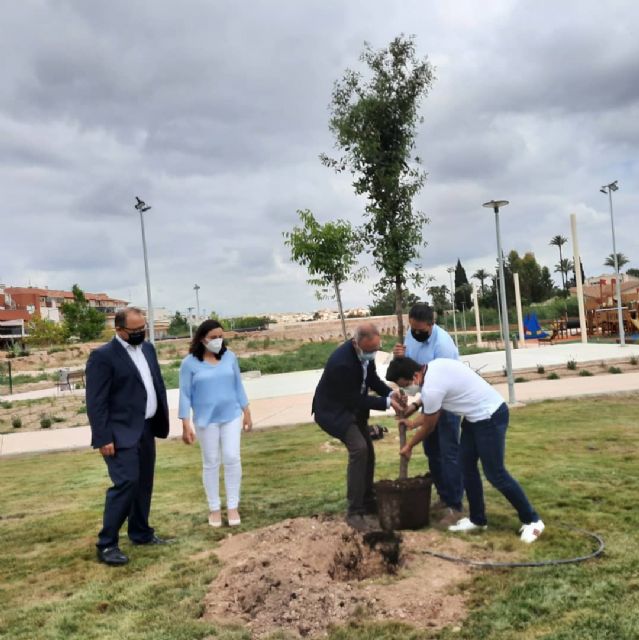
[[203, 516, 472, 638]]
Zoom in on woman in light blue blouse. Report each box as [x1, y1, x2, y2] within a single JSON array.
[[179, 320, 252, 528]]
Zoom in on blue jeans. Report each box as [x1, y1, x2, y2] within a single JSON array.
[[461, 403, 539, 526], [422, 409, 464, 511]]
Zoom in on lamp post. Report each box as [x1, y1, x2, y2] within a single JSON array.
[[186, 307, 194, 339], [134, 197, 155, 344], [193, 284, 201, 325], [483, 200, 515, 404], [600, 181, 625, 347], [447, 266, 459, 347]]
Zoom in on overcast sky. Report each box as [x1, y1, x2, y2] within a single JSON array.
[[2, 0, 638, 317]]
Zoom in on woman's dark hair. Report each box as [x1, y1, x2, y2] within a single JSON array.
[[189, 319, 226, 361], [386, 356, 422, 383]]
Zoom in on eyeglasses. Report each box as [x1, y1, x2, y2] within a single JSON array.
[[123, 324, 147, 333]]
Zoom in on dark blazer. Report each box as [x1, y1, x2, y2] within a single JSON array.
[[86, 338, 170, 449], [312, 340, 392, 439]]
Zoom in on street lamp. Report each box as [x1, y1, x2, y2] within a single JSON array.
[[134, 197, 155, 344], [193, 284, 201, 325], [483, 200, 515, 404], [446, 267, 459, 347], [186, 307, 194, 339], [600, 180, 625, 347]]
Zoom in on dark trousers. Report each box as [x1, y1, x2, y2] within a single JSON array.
[[461, 403, 539, 526], [422, 409, 464, 510], [340, 414, 376, 516], [97, 420, 156, 548]]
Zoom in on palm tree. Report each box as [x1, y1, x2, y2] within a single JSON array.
[[604, 252, 630, 271], [549, 235, 568, 290], [555, 258, 573, 289], [472, 268, 490, 298]]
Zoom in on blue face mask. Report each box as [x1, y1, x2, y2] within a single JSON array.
[[359, 351, 376, 362]]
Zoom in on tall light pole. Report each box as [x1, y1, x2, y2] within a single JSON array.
[[134, 197, 155, 344], [483, 200, 515, 404], [447, 266, 459, 347], [186, 307, 194, 339], [600, 180, 625, 346], [193, 284, 201, 325]]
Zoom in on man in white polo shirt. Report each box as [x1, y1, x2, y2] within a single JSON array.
[[386, 356, 545, 543]]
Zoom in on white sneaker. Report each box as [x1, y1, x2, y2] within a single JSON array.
[[448, 517, 487, 533], [519, 520, 545, 543]]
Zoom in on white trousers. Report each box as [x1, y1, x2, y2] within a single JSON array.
[[196, 416, 242, 511]]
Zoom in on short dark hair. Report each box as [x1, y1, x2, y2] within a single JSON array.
[[386, 356, 422, 383], [114, 306, 145, 329], [189, 319, 224, 361], [408, 303, 434, 324]]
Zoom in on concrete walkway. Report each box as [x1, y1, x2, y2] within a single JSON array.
[[2, 343, 638, 457]]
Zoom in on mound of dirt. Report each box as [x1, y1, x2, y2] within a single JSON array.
[[203, 516, 478, 638]]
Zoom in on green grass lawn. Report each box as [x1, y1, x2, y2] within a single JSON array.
[[1, 396, 638, 639]]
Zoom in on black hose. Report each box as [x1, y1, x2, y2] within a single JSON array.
[[417, 526, 605, 568]]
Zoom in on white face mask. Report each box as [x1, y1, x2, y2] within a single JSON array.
[[205, 337, 223, 354], [404, 384, 421, 396]]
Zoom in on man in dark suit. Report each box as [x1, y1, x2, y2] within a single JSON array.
[[86, 306, 171, 565], [312, 323, 405, 531]]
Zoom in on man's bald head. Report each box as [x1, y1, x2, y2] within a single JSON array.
[[353, 323, 381, 353]]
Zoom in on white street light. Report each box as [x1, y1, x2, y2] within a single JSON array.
[[186, 306, 194, 339], [193, 284, 201, 325], [483, 200, 515, 404], [600, 180, 625, 347], [446, 266, 459, 347], [134, 197, 155, 344]]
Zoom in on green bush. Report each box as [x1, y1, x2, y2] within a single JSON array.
[[567, 359, 577, 370], [630, 356, 638, 365], [536, 364, 545, 374], [514, 376, 528, 383], [547, 372, 560, 380], [579, 370, 594, 377], [11, 416, 22, 429], [40, 415, 52, 429], [77, 404, 87, 414], [1, 401, 13, 409], [608, 366, 622, 374]]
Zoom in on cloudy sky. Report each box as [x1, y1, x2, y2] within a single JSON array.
[[2, 0, 638, 317]]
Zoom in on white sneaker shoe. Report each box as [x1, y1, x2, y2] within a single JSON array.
[[519, 520, 545, 543], [448, 517, 487, 533]]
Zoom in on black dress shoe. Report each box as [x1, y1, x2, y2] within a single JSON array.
[[131, 534, 173, 546], [97, 546, 129, 566], [345, 514, 371, 533]]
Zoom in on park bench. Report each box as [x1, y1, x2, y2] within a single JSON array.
[[56, 369, 85, 392]]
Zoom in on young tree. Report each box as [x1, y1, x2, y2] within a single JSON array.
[[427, 285, 449, 317], [283, 209, 363, 341], [26, 316, 68, 347], [321, 35, 434, 341], [168, 311, 190, 337], [454, 259, 471, 311], [472, 268, 490, 298], [549, 235, 568, 290], [60, 285, 106, 342], [604, 252, 630, 271]]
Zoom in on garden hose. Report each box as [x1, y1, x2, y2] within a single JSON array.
[[417, 525, 605, 568]]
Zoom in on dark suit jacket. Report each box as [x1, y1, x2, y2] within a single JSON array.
[[86, 338, 170, 449], [312, 340, 392, 439]]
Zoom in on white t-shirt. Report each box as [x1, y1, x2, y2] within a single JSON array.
[[420, 358, 504, 422]]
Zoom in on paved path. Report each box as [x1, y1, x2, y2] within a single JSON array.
[[2, 343, 638, 457]]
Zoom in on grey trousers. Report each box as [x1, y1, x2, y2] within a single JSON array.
[[340, 415, 376, 516]]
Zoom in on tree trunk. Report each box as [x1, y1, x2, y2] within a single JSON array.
[[395, 276, 404, 342], [399, 422, 408, 479], [334, 276, 348, 342], [558, 245, 566, 290]]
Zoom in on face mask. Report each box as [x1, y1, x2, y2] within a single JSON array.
[[404, 384, 421, 395], [411, 329, 430, 343], [124, 330, 145, 346], [205, 338, 224, 354], [359, 351, 376, 362]]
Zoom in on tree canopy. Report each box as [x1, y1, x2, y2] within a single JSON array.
[[60, 285, 106, 342]]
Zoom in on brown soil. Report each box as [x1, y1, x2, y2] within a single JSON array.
[[202, 516, 490, 639]]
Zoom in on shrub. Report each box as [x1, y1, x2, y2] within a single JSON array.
[[514, 377, 528, 383], [40, 415, 52, 429], [12, 416, 22, 428], [579, 370, 594, 377], [1, 401, 13, 409], [547, 372, 560, 380], [536, 364, 545, 374], [52, 415, 65, 423], [77, 403, 87, 414], [567, 359, 577, 370], [608, 366, 622, 374], [630, 355, 638, 365]]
